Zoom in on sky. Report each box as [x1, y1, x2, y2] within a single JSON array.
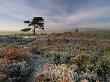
[[0, 0, 110, 32]]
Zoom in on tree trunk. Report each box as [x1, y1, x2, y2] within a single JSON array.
[[33, 27, 36, 35]]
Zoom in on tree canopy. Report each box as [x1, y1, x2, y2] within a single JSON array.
[[21, 17, 44, 35]]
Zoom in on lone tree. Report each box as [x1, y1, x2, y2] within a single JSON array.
[[21, 17, 44, 35]]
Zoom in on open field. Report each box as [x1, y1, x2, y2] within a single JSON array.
[[0, 31, 110, 82]]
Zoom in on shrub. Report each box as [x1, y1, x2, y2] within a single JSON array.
[[4, 61, 31, 82]]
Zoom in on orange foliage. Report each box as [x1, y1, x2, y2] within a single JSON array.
[[4, 47, 26, 60], [0, 58, 7, 71], [61, 75, 69, 82], [44, 63, 49, 75], [0, 46, 27, 71]]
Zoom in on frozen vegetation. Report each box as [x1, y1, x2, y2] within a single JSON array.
[[0, 32, 110, 82]]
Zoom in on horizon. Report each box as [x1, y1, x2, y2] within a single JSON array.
[[0, 0, 110, 32], [0, 28, 110, 35]]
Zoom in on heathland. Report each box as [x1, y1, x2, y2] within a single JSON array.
[[0, 31, 110, 82]]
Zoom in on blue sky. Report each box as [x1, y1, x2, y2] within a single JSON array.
[[0, 0, 110, 32]]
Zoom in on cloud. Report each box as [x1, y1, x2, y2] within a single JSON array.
[[67, 6, 110, 23], [0, 0, 110, 31]]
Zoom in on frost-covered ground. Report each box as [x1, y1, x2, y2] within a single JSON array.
[[0, 32, 110, 82]]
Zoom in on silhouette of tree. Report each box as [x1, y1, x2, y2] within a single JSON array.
[[23, 17, 44, 35], [75, 28, 79, 32], [21, 28, 32, 32]]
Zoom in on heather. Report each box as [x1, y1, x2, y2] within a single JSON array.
[[0, 32, 110, 82]]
